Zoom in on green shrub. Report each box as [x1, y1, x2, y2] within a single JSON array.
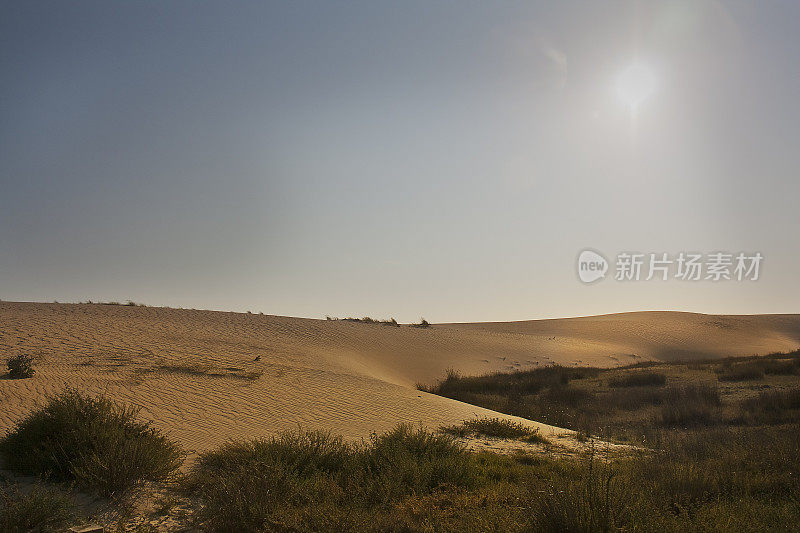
[[0, 483, 75, 532], [530, 451, 632, 532], [6, 354, 35, 379], [183, 425, 479, 531], [187, 430, 351, 483], [361, 425, 477, 501], [745, 389, 800, 411], [660, 384, 722, 427], [542, 384, 596, 407], [419, 365, 596, 397], [0, 390, 184, 495], [758, 359, 799, 375], [608, 371, 667, 388], [443, 417, 546, 443], [740, 390, 800, 425]]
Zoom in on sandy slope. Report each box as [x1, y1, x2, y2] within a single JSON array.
[[1, 302, 798, 454]]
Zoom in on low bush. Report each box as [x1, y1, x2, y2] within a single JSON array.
[[0, 483, 75, 532], [740, 389, 800, 425], [530, 451, 632, 532], [419, 365, 597, 397], [0, 390, 184, 495], [6, 354, 35, 379], [183, 425, 478, 531], [660, 384, 722, 427], [441, 417, 546, 443], [361, 425, 477, 501], [758, 359, 799, 375], [717, 364, 764, 382], [542, 384, 596, 407]]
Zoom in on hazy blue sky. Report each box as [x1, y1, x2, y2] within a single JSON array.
[[2, 1, 798, 322]]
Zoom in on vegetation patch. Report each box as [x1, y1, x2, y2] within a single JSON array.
[[182, 425, 477, 531], [342, 316, 400, 327], [608, 370, 666, 387], [179, 420, 800, 532], [659, 384, 722, 427], [418, 365, 598, 397], [5, 354, 35, 379], [0, 390, 184, 496], [0, 482, 76, 532], [442, 417, 547, 443], [717, 363, 765, 382], [420, 350, 800, 441]]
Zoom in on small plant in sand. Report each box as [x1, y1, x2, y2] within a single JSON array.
[[6, 353, 35, 379], [0, 390, 184, 496]]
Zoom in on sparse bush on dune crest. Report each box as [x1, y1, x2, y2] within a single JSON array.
[[341, 316, 400, 327], [0, 390, 184, 496]]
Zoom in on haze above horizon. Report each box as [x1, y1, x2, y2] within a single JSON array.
[[2, 2, 798, 323]]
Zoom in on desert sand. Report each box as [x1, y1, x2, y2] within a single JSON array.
[[1, 302, 798, 455]]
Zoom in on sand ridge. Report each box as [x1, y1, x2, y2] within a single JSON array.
[[1, 302, 798, 454]]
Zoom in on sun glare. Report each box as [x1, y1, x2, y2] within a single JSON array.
[[616, 63, 656, 112]]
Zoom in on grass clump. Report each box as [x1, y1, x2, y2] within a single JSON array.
[[717, 363, 764, 382], [608, 371, 666, 388], [442, 417, 547, 443], [182, 430, 352, 531], [182, 425, 477, 531], [411, 318, 431, 328], [530, 450, 631, 532], [0, 483, 75, 532], [418, 364, 597, 397], [6, 354, 35, 379], [0, 390, 184, 496], [740, 389, 800, 425], [659, 384, 722, 427], [362, 425, 477, 500]]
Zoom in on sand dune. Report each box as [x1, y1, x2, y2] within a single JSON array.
[[1, 302, 798, 454]]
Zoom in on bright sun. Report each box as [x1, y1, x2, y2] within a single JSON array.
[[616, 63, 656, 112]]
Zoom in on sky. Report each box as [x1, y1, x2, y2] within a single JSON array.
[[1, 1, 799, 322]]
